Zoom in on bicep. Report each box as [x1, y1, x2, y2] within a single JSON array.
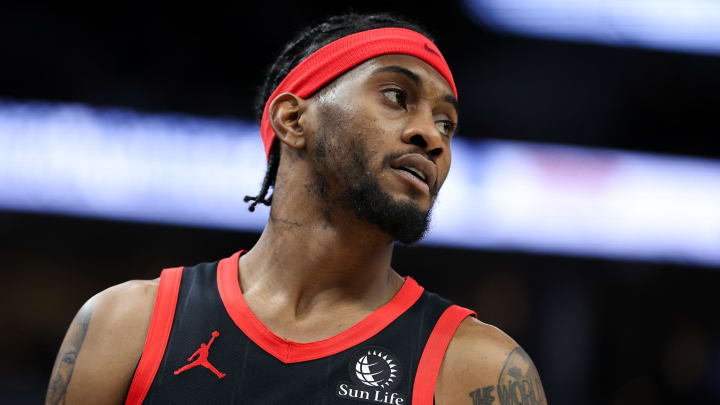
[[435, 318, 548, 405], [46, 280, 157, 405], [468, 346, 547, 405]]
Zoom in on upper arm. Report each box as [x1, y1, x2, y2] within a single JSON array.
[[46, 279, 158, 405], [435, 317, 547, 405]]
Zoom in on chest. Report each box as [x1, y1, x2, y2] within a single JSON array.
[[127, 254, 460, 405]]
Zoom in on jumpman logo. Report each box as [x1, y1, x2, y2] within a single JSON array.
[[174, 330, 226, 379]]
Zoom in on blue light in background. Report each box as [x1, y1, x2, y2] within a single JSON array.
[[1, 99, 719, 266], [464, 0, 720, 55]]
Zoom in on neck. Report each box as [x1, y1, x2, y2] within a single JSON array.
[[239, 187, 403, 318]]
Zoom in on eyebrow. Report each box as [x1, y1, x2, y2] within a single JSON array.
[[372, 65, 459, 118], [373, 65, 421, 85], [443, 94, 459, 118]]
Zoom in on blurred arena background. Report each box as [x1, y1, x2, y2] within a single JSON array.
[[1, 1, 719, 404]]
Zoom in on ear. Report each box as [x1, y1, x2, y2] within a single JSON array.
[[268, 92, 307, 151]]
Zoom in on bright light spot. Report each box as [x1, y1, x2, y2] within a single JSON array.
[[1, 99, 719, 266], [464, 0, 720, 55]]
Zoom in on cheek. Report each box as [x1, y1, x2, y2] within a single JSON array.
[[351, 114, 400, 153], [437, 155, 452, 185]]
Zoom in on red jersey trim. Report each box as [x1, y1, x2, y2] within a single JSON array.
[[125, 266, 184, 405], [411, 304, 476, 404], [217, 250, 425, 364]]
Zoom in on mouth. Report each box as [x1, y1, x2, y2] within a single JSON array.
[[397, 166, 426, 182], [390, 153, 437, 195]]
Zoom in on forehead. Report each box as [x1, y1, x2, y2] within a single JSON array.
[[340, 54, 455, 97]]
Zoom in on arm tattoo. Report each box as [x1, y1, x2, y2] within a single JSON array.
[[46, 300, 93, 405], [469, 347, 547, 405], [469, 386, 496, 405]]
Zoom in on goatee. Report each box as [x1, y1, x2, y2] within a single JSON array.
[[312, 134, 433, 245]]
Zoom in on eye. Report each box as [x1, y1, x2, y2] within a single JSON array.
[[435, 120, 456, 137], [381, 88, 407, 108]]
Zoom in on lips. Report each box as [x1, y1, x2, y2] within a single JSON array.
[[390, 153, 437, 194]]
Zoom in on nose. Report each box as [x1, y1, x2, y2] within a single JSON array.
[[400, 110, 445, 160]]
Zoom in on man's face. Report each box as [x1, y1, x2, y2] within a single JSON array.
[[303, 54, 458, 244]]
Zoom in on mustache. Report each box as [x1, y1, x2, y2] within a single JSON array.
[[381, 148, 428, 166]]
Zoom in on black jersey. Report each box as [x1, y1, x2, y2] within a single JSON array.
[[125, 251, 474, 405]]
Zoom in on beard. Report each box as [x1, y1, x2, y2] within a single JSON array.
[[310, 131, 433, 245]]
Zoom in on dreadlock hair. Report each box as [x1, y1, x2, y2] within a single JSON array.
[[244, 12, 435, 212]]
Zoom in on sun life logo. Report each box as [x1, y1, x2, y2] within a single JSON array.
[[337, 346, 405, 404], [354, 349, 398, 388]]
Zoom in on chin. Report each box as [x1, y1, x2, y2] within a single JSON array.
[[384, 177, 433, 209], [348, 180, 432, 245]]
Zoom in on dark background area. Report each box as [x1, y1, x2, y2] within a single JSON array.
[[1, 1, 718, 404]]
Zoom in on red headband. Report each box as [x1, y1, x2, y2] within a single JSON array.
[[259, 27, 457, 159]]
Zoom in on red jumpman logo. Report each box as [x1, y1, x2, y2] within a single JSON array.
[[174, 330, 226, 379]]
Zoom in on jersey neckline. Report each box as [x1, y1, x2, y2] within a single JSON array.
[[216, 250, 424, 364]]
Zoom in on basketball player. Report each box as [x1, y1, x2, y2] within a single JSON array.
[[46, 13, 547, 405]]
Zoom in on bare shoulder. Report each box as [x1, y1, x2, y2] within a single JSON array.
[[435, 317, 547, 405], [46, 278, 159, 405]]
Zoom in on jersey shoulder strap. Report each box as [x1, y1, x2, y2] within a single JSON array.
[[412, 304, 476, 404], [125, 266, 184, 405]]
